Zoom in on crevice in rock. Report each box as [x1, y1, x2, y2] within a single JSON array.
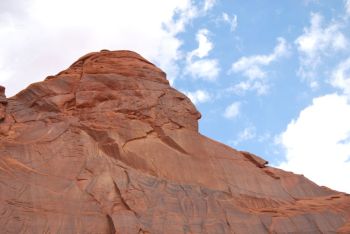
[[240, 151, 268, 168], [99, 142, 122, 160], [263, 168, 281, 180], [305, 214, 323, 234], [138, 228, 150, 234], [113, 181, 133, 211], [121, 130, 153, 150], [106, 214, 116, 234], [153, 126, 188, 155], [79, 124, 114, 143], [121, 125, 188, 155]]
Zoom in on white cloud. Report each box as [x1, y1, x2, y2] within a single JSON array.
[[187, 29, 213, 60], [278, 94, 350, 193], [222, 12, 238, 32], [0, 0, 202, 96], [233, 126, 256, 145], [230, 80, 269, 96], [331, 57, 350, 96], [232, 37, 289, 78], [295, 13, 348, 87], [185, 29, 220, 81], [185, 59, 220, 81], [258, 132, 271, 142], [223, 102, 241, 119], [183, 89, 211, 105], [346, 0, 350, 16], [230, 37, 289, 95], [203, 0, 216, 12]]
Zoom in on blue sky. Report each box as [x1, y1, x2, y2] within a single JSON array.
[[176, 0, 347, 152], [1, 0, 350, 193]]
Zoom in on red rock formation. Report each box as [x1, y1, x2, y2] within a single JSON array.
[[0, 86, 7, 121], [0, 50, 349, 233]]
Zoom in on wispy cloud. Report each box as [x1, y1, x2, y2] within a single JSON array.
[[331, 57, 350, 96], [203, 0, 216, 12], [230, 80, 269, 96], [183, 89, 211, 105], [222, 12, 238, 32], [187, 29, 213, 60], [185, 29, 220, 81], [345, 0, 350, 16], [223, 102, 241, 119], [232, 126, 256, 146], [295, 12, 348, 88], [232, 37, 289, 79], [230, 37, 289, 95]]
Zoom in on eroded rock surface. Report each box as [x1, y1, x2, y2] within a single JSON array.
[[0, 50, 349, 233]]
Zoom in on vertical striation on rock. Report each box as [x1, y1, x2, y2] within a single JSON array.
[[0, 50, 349, 233]]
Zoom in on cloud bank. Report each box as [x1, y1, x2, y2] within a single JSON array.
[[0, 0, 216, 96], [278, 94, 350, 193]]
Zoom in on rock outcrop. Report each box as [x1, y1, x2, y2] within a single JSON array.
[[0, 86, 7, 121], [0, 50, 349, 233]]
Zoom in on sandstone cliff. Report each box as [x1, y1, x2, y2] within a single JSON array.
[[0, 50, 349, 233]]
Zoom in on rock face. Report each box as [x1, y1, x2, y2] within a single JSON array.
[[0, 50, 349, 234]]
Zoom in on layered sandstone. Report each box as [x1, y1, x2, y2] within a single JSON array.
[[0, 50, 349, 233]]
